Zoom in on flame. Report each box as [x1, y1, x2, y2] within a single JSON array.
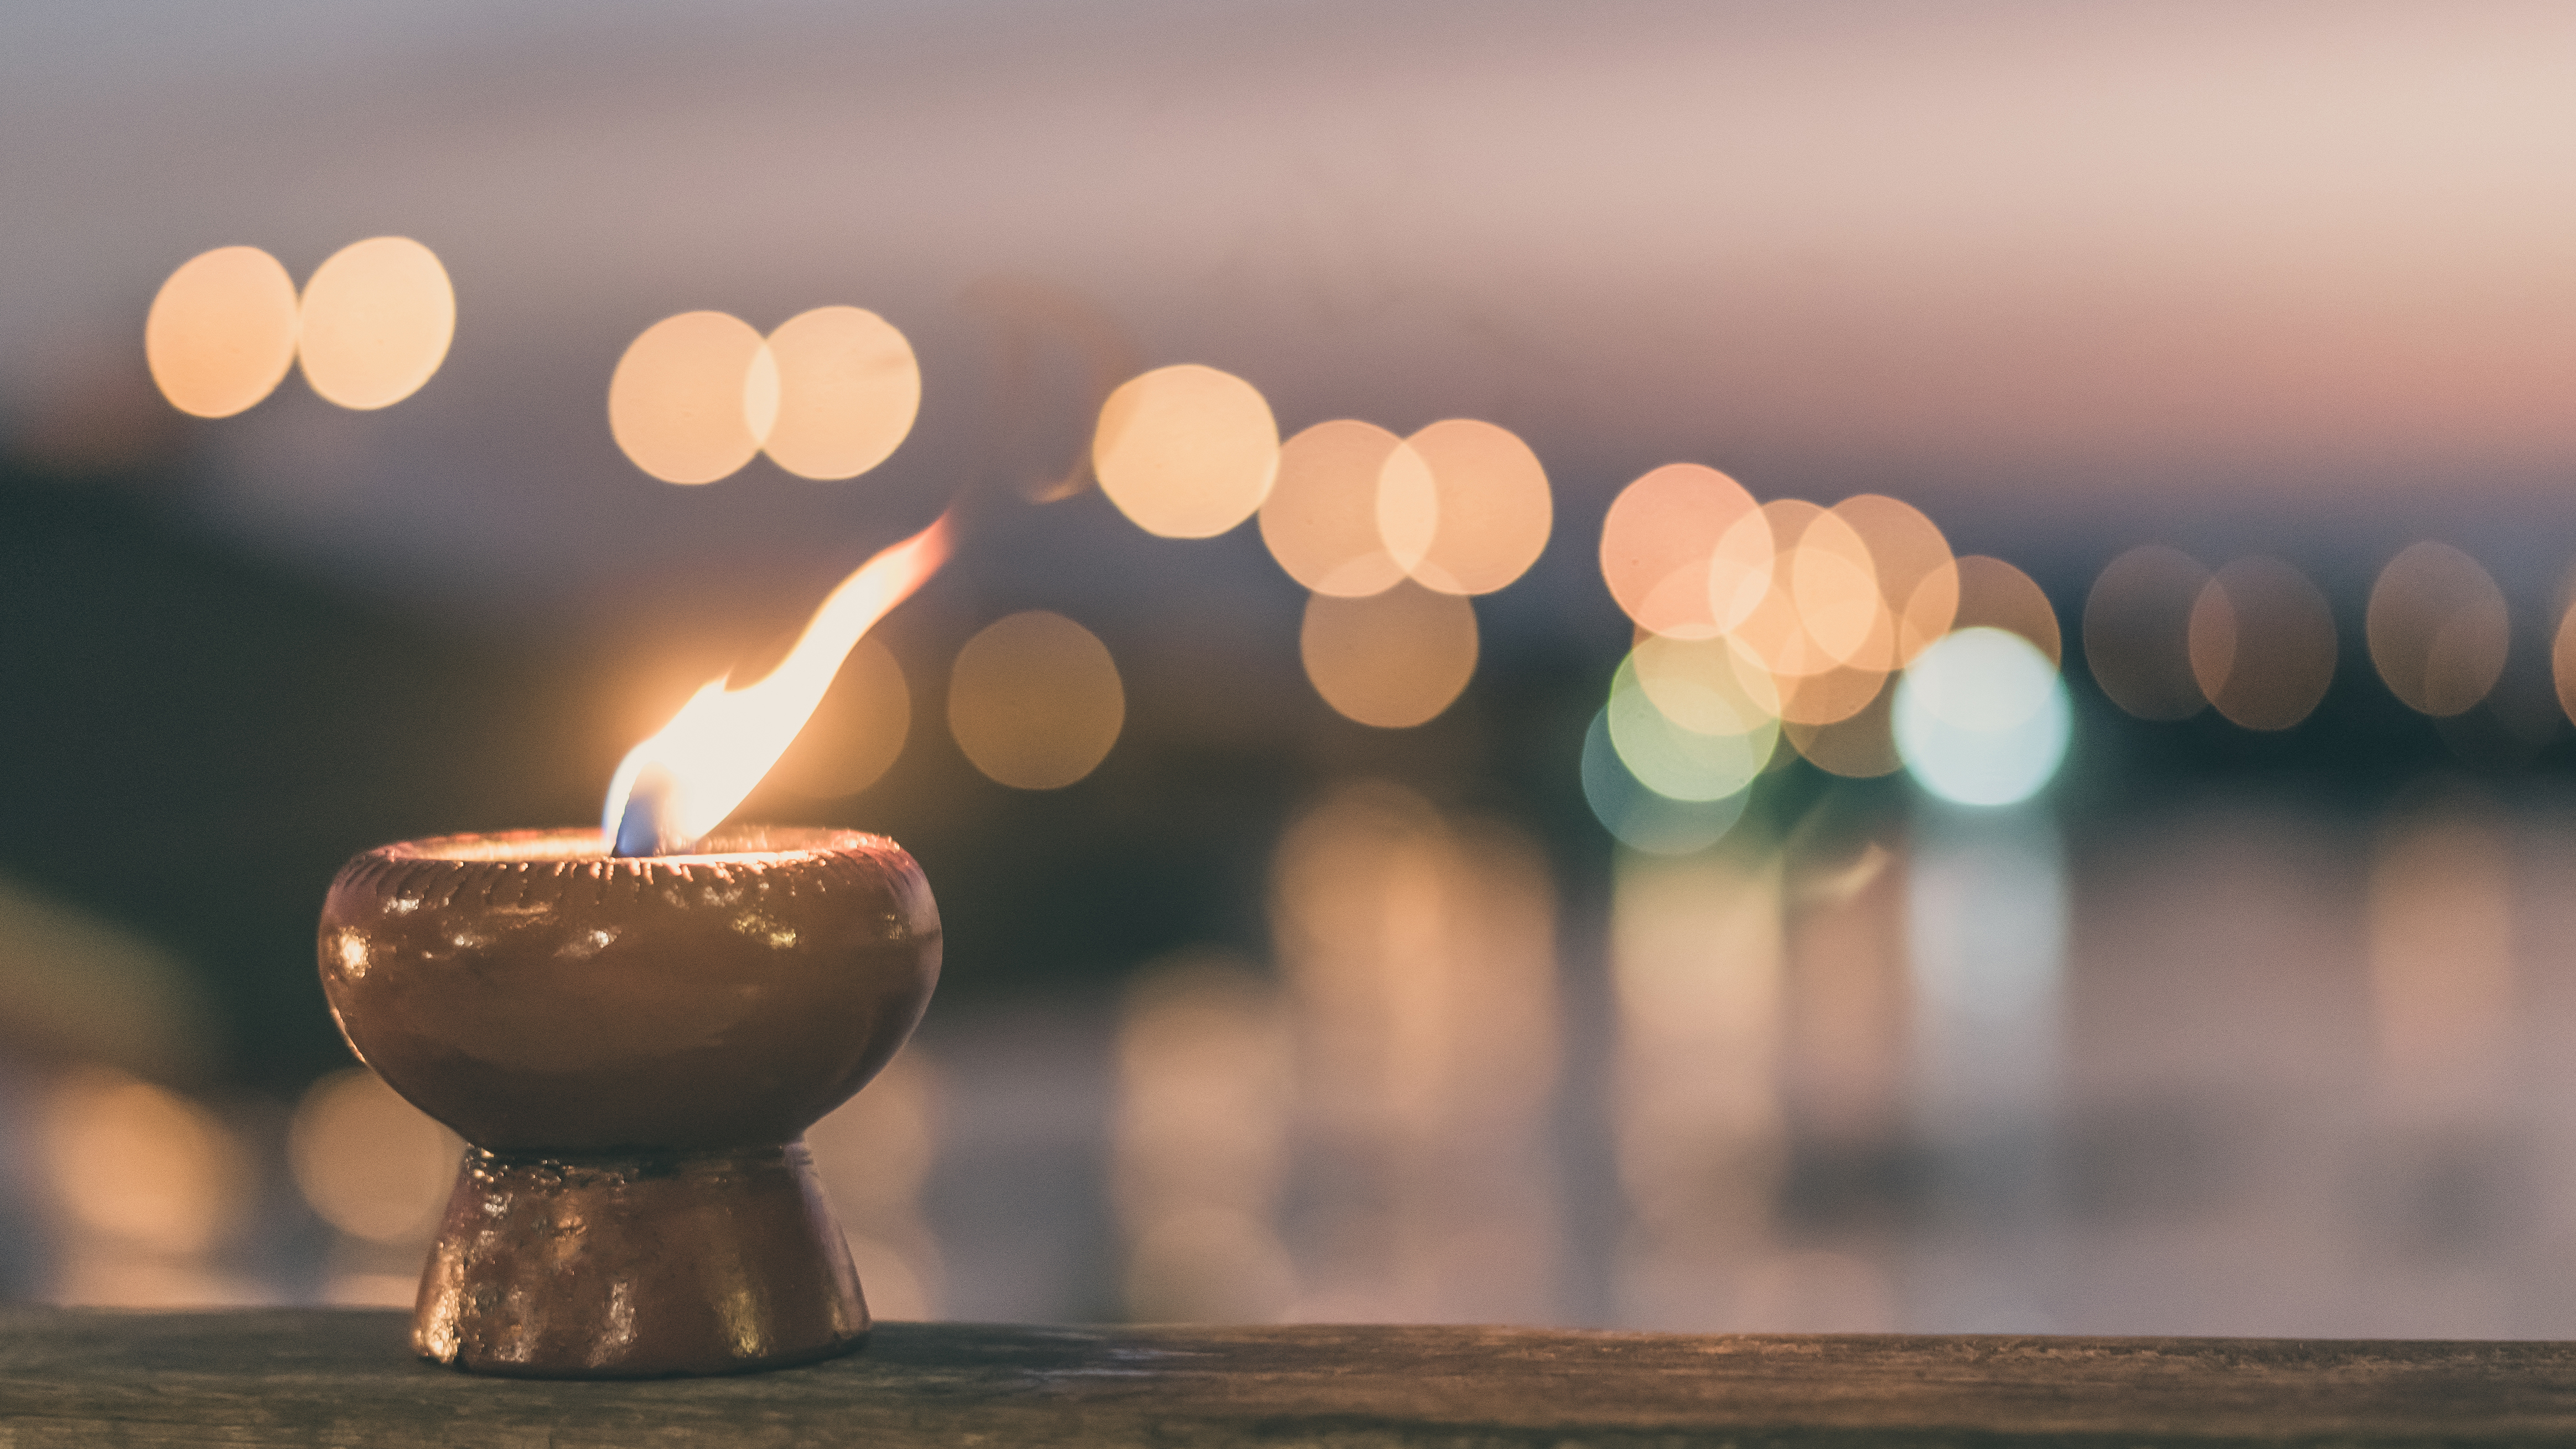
[[603, 513, 955, 853]]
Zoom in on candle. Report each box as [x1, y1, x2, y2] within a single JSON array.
[[317, 520, 951, 1378]]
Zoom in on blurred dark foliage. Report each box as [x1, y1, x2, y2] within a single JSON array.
[[0, 458, 588, 1089]]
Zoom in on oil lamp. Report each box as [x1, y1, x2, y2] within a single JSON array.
[[318, 519, 950, 1377]]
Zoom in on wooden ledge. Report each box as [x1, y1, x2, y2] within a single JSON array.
[[0, 1308, 2570, 1445]]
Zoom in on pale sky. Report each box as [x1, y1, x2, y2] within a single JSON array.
[[6, 0, 2574, 610]]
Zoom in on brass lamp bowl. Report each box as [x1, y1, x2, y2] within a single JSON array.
[[317, 825, 940, 1378]]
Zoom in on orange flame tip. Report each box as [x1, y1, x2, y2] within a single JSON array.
[[604, 512, 955, 853]]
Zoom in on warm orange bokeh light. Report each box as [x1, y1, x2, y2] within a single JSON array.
[[1630, 632, 1780, 734], [1786, 684, 1902, 778], [2368, 541, 2508, 718], [294, 236, 455, 411], [760, 306, 921, 481], [2084, 545, 2210, 721], [607, 310, 769, 485], [1093, 364, 1279, 539], [1600, 463, 1763, 638], [1706, 503, 1781, 637], [1776, 664, 1888, 728], [1392, 419, 1552, 596], [606, 516, 953, 846], [1832, 494, 1955, 664], [2556, 601, 2576, 726], [1258, 420, 1416, 597], [2188, 557, 2337, 732], [144, 246, 300, 419], [43, 1068, 247, 1256], [1375, 432, 1438, 578], [1719, 500, 1822, 677], [1899, 566, 1960, 662], [947, 611, 1126, 789], [1790, 510, 1887, 669], [768, 635, 911, 799], [1725, 500, 1892, 687], [288, 1068, 460, 1245], [1951, 555, 2061, 666], [1300, 581, 1479, 728]]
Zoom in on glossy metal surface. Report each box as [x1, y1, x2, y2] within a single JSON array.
[[416, 1144, 864, 1378], [317, 826, 941, 1377]]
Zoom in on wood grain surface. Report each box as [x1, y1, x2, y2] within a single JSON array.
[[0, 1309, 2571, 1446]]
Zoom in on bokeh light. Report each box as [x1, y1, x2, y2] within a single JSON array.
[[1951, 555, 2061, 666], [42, 1068, 247, 1257], [1258, 420, 1417, 597], [1833, 494, 1955, 664], [759, 306, 921, 480], [768, 635, 910, 799], [2368, 541, 2509, 718], [1300, 581, 1478, 728], [1607, 653, 1777, 801], [2188, 557, 2337, 732], [1600, 464, 1764, 638], [947, 610, 1125, 789], [1613, 485, 1953, 738], [2556, 600, 2576, 726], [288, 1067, 460, 1245], [1582, 708, 1749, 854], [1722, 500, 1832, 678], [607, 310, 769, 485], [1719, 499, 1899, 696], [1706, 502, 1781, 636], [1785, 683, 1902, 778], [144, 246, 300, 418], [2084, 545, 2210, 721], [1393, 419, 1552, 596], [1790, 509, 1886, 668], [1092, 363, 1279, 538], [1631, 632, 1780, 735], [1894, 627, 2070, 806], [1777, 665, 1890, 729], [0, 871, 212, 1080], [293, 236, 455, 411]]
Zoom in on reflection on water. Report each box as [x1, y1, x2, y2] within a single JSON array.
[[1909, 804, 2064, 1135], [2370, 790, 2515, 1121], [2361, 786, 2521, 1337], [1268, 783, 1562, 1322], [1608, 842, 1784, 1328], [1114, 953, 1294, 1322], [14, 783, 2576, 1333], [1904, 803, 2064, 1332]]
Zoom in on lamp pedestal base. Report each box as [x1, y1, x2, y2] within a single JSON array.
[[412, 1143, 868, 1378]]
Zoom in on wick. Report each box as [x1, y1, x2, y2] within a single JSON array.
[[610, 767, 696, 857]]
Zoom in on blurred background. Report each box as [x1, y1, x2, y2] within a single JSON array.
[[7, 0, 2576, 1333]]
